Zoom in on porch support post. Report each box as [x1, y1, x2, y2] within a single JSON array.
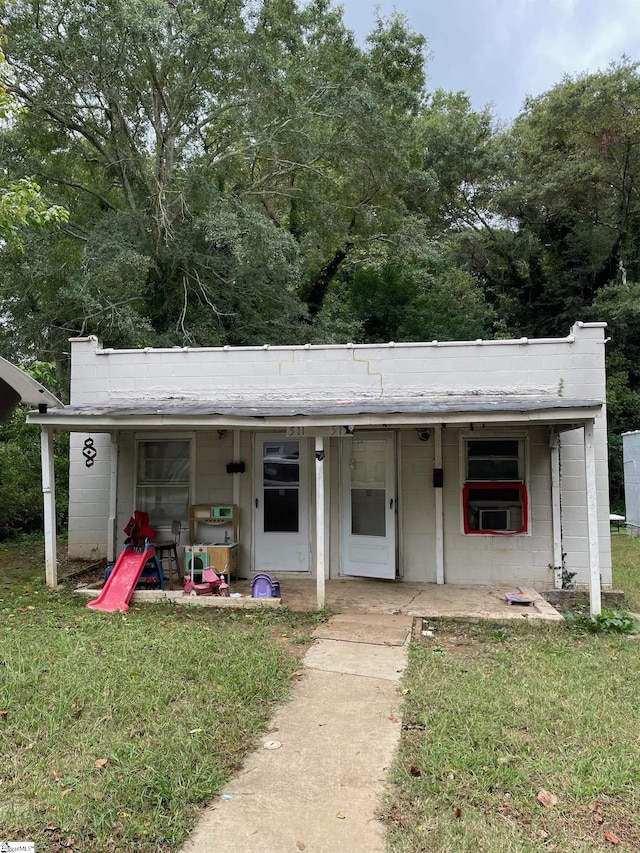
[[584, 420, 602, 617], [40, 426, 57, 587], [107, 432, 118, 562], [434, 425, 445, 584], [232, 429, 240, 507], [314, 436, 326, 610], [549, 429, 563, 589]]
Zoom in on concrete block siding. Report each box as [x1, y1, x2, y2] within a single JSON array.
[[69, 322, 606, 404], [68, 433, 112, 559], [66, 323, 611, 588]]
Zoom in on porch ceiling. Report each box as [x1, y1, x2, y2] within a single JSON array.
[[26, 394, 602, 431]]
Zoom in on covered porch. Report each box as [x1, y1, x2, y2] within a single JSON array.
[[33, 399, 605, 615]]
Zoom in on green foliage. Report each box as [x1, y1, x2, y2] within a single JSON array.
[[0, 0, 430, 354], [347, 256, 493, 343], [0, 403, 68, 539], [3, 5, 640, 529], [0, 49, 68, 248], [564, 606, 639, 634], [0, 176, 68, 248], [611, 531, 640, 611], [413, 89, 509, 235]]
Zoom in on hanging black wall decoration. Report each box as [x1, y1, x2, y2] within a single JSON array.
[[82, 437, 97, 467]]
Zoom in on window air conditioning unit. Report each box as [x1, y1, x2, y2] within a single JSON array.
[[479, 508, 510, 531]]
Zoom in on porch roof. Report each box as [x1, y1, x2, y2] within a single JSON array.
[[27, 394, 602, 430]]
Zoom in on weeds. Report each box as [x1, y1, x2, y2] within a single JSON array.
[[565, 606, 639, 634]]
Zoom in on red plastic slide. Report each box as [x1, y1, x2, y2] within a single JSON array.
[[87, 544, 157, 613]]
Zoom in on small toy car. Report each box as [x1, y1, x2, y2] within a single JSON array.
[[184, 568, 230, 597]]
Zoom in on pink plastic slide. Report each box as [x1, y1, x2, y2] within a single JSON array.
[[87, 545, 157, 613]]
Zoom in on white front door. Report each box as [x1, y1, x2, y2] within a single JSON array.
[[253, 434, 310, 572], [341, 431, 397, 579]]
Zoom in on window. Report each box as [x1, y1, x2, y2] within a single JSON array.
[[463, 438, 527, 534], [262, 441, 300, 532], [136, 439, 191, 527]]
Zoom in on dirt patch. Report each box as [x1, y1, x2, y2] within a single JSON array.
[[61, 560, 107, 586], [494, 794, 640, 851], [417, 619, 506, 660]]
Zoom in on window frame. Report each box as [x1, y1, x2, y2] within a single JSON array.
[[460, 433, 529, 536], [134, 433, 195, 528]]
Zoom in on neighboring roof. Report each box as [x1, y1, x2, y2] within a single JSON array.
[[0, 356, 63, 423], [0, 356, 62, 406], [27, 394, 603, 431]]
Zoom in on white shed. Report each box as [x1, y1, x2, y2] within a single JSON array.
[[623, 430, 640, 533]]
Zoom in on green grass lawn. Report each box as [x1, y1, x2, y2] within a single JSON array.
[[0, 538, 320, 852], [2, 534, 640, 852], [611, 529, 640, 611], [383, 534, 640, 852]]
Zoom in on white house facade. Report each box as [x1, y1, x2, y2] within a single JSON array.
[[27, 321, 611, 613]]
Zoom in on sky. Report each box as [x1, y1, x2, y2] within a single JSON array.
[[339, 0, 640, 122]]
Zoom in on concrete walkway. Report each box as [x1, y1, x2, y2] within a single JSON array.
[[180, 613, 412, 853]]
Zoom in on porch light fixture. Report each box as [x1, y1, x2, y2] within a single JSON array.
[[343, 425, 355, 435], [417, 428, 431, 442], [315, 449, 325, 462], [38, 403, 48, 414]]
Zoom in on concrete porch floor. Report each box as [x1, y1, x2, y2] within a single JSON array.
[[78, 576, 564, 621], [255, 577, 564, 621]]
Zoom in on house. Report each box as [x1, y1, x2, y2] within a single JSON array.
[[27, 321, 611, 614]]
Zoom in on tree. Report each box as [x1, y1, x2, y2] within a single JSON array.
[[346, 255, 493, 344], [491, 59, 640, 335], [0, 0, 428, 358], [0, 46, 67, 248], [439, 62, 640, 510]]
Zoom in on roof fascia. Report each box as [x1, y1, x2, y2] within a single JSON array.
[[26, 406, 601, 431]]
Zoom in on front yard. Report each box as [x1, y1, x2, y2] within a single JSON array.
[[383, 532, 640, 852], [0, 540, 319, 852], [0, 534, 639, 851]]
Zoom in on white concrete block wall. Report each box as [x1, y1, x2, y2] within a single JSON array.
[[115, 432, 135, 549], [75, 421, 612, 584], [193, 431, 234, 506], [68, 323, 606, 405], [559, 425, 612, 586], [399, 430, 437, 582], [67, 433, 112, 558], [438, 426, 554, 586]]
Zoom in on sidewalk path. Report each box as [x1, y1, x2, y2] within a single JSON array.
[[180, 614, 412, 853]]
